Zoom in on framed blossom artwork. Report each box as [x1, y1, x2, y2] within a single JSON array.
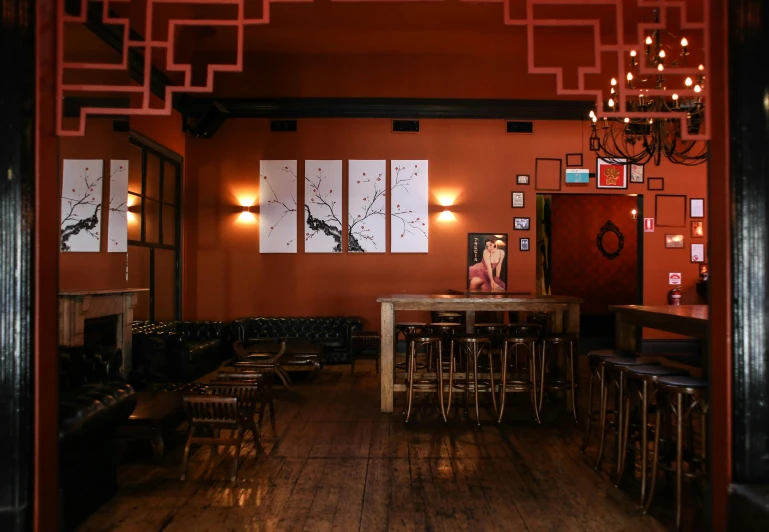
[[107, 160, 128, 252], [596, 157, 628, 189], [349, 160, 386, 252], [61, 159, 104, 252], [260, 160, 298, 253], [304, 160, 343, 253], [391, 160, 428, 253]]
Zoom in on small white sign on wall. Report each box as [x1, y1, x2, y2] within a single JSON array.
[[669, 273, 682, 285], [644, 218, 655, 232]]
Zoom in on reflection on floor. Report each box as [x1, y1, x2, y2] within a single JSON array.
[[79, 362, 682, 532]]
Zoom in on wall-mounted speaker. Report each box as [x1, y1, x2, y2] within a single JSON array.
[[506, 121, 534, 134], [392, 120, 419, 132], [271, 120, 297, 132]]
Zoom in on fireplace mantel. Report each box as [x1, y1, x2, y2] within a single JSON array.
[[59, 288, 148, 373]]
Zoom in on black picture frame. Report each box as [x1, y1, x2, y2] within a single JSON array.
[[655, 194, 687, 227], [566, 153, 583, 167], [647, 177, 665, 191], [513, 217, 530, 231], [534, 158, 563, 191], [467, 233, 509, 291], [690, 197, 705, 218], [511, 192, 525, 208], [516, 174, 530, 185], [519, 238, 530, 251]]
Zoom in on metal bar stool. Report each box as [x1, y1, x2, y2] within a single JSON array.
[[594, 357, 660, 474], [581, 349, 635, 455], [427, 322, 463, 371], [645, 376, 709, 531], [498, 335, 540, 423], [449, 335, 496, 425], [619, 365, 691, 504], [474, 323, 509, 354], [403, 334, 448, 423], [394, 322, 426, 372], [539, 334, 579, 423]]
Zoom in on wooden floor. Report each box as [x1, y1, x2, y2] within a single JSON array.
[[80, 362, 670, 532]]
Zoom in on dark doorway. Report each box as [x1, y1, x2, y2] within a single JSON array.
[[537, 194, 643, 341]]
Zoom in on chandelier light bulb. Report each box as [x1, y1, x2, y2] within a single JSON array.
[[659, 50, 666, 58], [698, 64, 705, 71], [672, 93, 679, 100], [681, 37, 689, 47], [694, 85, 702, 93], [589, 110, 596, 118], [658, 63, 664, 71], [685, 77, 693, 86], [630, 50, 637, 57], [646, 36, 653, 45], [592, 116, 598, 123], [624, 118, 630, 123], [627, 72, 634, 81], [611, 78, 617, 86], [609, 98, 615, 107]]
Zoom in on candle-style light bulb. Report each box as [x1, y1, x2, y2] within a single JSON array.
[[681, 37, 689, 47], [645, 36, 653, 45], [694, 85, 702, 93], [698, 64, 705, 71], [627, 72, 633, 81], [609, 98, 615, 107], [592, 115, 598, 123], [685, 77, 693, 86], [658, 63, 664, 71], [630, 50, 637, 57], [589, 110, 596, 118], [659, 50, 666, 58], [672, 93, 679, 100], [611, 78, 617, 86], [624, 118, 630, 123]]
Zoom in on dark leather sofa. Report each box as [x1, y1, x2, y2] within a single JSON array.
[[130, 321, 227, 384], [58, 345, 136, 531], [231, 317, 363, 364]]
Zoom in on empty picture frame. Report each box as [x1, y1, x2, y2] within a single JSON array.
[[655, 194, 687, 226], [566, 153, 583, 167], [690, 198, 705, 218], [647, 177, 665, 191], [511, 192, 525, 208], [535, 158, 563, 191]]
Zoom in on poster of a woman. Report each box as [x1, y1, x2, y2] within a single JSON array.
[[467, 233, 508, 291]]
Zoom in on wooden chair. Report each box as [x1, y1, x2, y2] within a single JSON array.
[[214, 371, 275, 433], [180, 395, 253, 482], [207, 383, 263, 439], [233, 340, 292, 388], [351, 330, 381, 374]]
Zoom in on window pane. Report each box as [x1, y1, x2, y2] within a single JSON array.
[[128, 245, 150, 321], [144, 198, 160, 244], [163, 161, 178, 205], [127, 144, 143, 195], [162, 205, 176, 245], [154, 249, 177, 321], [127, 194, 142, 241], [145, 151, 160, 201]]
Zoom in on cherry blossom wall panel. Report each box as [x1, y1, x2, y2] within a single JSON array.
[[390, 160, 428, 253], [260, 160, 298, 253], [61, 160, 104, 252], [108, 160, 129, 252], [304, 160, 343, 253], [348, 160, 386, 253]]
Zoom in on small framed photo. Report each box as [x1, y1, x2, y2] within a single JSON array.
[[516, 174, 530, 185], [511, 191, 525, 208], [566, 153, 583, 167], [690, 198, 705, 218], [665, 234, 685, 249], [630, 164, 644, 183], [699, 263, 709, 279], [596, 157, 628, 189], [691, 243, 705, 263], [647, 177, 664, 191], [514, 217, 530, 231], [519, 237, 530, 251], [691, 221, 704, 238]]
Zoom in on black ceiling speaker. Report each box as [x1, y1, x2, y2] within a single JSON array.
[[271, 119, 297, 132], [506, 121, 534, 133], [392, 120, 419, 132]]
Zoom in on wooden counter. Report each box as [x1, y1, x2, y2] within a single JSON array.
[[377, 294, 583, 412], [609, 304, 709, 353]]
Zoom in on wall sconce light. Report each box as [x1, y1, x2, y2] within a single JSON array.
[[438, 206, 456, 222], [242, 206, 251, 213], [238, 204, 257, 223], [630, 209, 637, 220]]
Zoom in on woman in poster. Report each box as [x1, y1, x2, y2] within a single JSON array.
[[468, 238, 507, 291]]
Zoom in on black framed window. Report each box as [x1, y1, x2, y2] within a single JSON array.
[[127, 133, 182, 322]]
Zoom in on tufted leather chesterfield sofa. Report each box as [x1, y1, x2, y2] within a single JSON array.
[[131, 321, 227, 384], [58, 345, 137, 531], [231, 317, 363, 364]]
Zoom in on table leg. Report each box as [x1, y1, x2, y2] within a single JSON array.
[[566, 303, 580, 336], [381, 302, 394, 412], [615, 313, 638, 352], [150, 424, 165, 459], [552, 309, 564, 333]]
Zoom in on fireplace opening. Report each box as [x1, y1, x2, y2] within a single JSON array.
[[84, 315, 118, 349]]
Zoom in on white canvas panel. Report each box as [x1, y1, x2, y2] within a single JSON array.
[[390, 160, 428, 253], [260, 160, 298, 253], [108, 160, 128, 252], [304, 160, 343, 253], [61, 159, 104, 252], [348, 160, 386, 253]]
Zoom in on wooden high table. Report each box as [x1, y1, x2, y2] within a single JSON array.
[[609, 305, 709, 352], [377, 294, 583, 412]]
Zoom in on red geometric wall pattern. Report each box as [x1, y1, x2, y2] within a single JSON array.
[[57, 0, 710, 138]]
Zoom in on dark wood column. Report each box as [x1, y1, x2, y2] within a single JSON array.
[[729, 0, 769, 527], [0, 0, 37, 530]]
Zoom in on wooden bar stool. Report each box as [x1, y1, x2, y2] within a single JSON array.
[[449, 335, 496, 426], [508, 322, 543, 338], [539, 334, 579, 423], [645, 376, 709, 531], [403, 335, 448, 423], [581, 349, 635, 455], [394, 322, 426, 371], [498, 335, 540, 423], [427, 322, 463, 371], [619, 364, 691, 505], [594, 357, 659, 474]]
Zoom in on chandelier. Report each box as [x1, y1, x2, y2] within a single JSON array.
[[588, 16, 708, 166]]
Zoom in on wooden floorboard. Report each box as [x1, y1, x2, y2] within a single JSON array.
[[79, 362, 674, 532]]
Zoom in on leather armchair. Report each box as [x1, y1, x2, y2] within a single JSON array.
[[58, 345, 136, 531], [230, 317, 363, 364]]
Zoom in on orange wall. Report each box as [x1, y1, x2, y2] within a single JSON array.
[[184, 118, 707, 329]]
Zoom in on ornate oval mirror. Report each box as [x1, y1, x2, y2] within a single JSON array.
[[596, 220, 624, 260]]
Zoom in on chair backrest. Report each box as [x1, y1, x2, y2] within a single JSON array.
[[183, 395, 239, 423], [217, 370, 263, 381], [233, 340, 286, 363], [207, 384, 262, 411]]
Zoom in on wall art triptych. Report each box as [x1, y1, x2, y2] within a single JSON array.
[[108, 160, 129, 252], [391, 160, 429, 253], [348, 160, 387, 253], [304, 160, 343, 253]]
